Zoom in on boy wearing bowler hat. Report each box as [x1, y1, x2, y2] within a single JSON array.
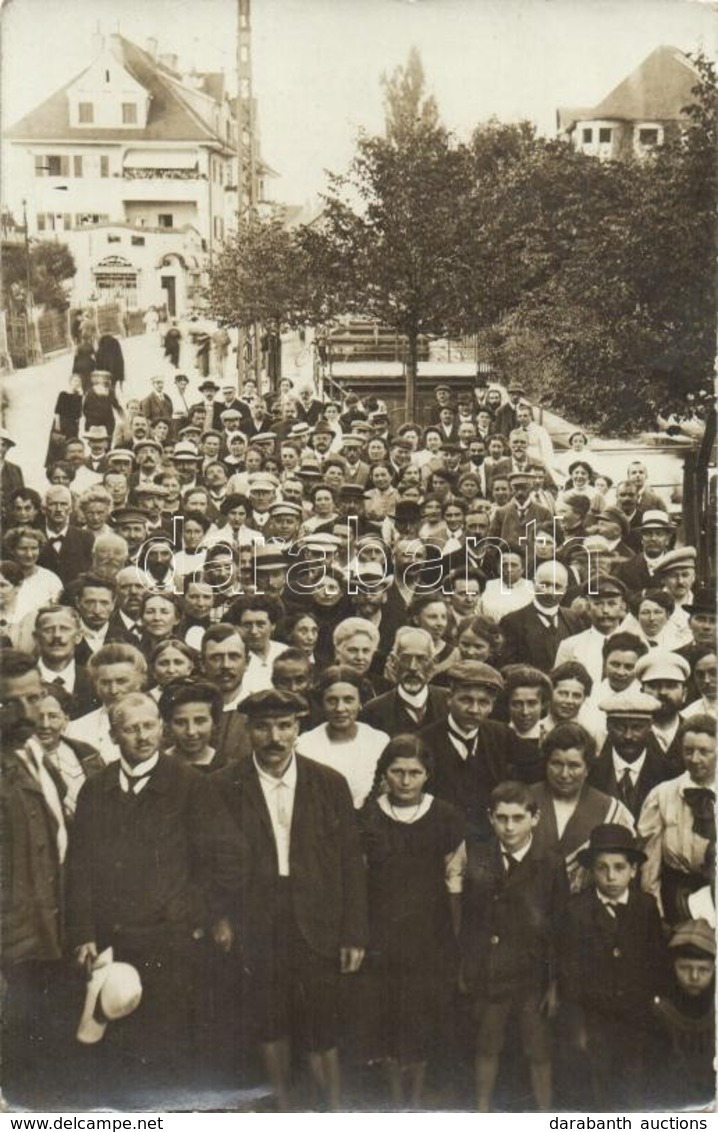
[[559, 824, 667, 1109]]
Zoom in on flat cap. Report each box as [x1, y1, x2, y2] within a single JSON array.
[[597, 506, 630, 539], [446, 659, 504, 692], [586, 575, 627, 599], [133, 438, 163, 454], [241, 688, 309, 719], [598, 689, 662, 717], [172, 441, 201, 460], [253, 544, 288, 571], [248, 472, 279, 491], [269, 501, 303, 519], [668, 919, 716, 957], [111, 506, 150, 525], [106, 448, 135, 464], [635, 651, 691, 684]]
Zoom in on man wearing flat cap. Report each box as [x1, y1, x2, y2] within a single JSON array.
[[594, 506, 636, 564], [653, 546, 698, 646], [418, 660, 537, 842], [215, 689, 367, 1111], [635, 650, 691, 766], [488, 468, 552, 552], [615, 510, 675, 592], [588, 689, 681, 817]]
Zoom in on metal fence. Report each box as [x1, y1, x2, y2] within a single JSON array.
[[3, 302, 147, 369]]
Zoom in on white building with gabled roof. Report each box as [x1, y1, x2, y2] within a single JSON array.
[[4, 32, 275, 314]]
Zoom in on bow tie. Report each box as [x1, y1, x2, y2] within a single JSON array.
[[684, 788, 716, 842]]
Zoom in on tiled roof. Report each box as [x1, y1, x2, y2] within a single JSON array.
[[584, 46, 698, 125], [5, 35, 232, 149]]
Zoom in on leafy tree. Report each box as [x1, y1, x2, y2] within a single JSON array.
[[2, 239, 76, 311], [298, 48, 470, 417], [205, 209, 309, 332], [475, 54, 716, 433]]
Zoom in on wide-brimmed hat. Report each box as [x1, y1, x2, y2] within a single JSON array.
[[77, 948, 142, 1045], [577, 824, 646, 867]]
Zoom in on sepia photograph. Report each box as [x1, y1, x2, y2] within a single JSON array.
[[0, 0, 715, 1115]]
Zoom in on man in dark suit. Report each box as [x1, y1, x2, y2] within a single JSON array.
[[615, 510, 676, 593], [140, 376, 174, 425], [0, 427, 24, 510], [587, 690, 681, 818], [500, 560, 583, 672], [66, 692, 242, 1084], [33, 604, 98, 719], [418, 660, 535, 843], [38, 485, 94, 587], [489, 471, 552, 551], [360, 626, 449, 732], [493, 383, 524, 437], [215, 689, 368, 1112]]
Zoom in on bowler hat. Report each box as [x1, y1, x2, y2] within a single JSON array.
[[682, 585, 716, 616], [577, 823, 646, 867]]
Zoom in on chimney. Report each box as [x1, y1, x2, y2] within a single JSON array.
[[145, 37, 158, 60], [91, 21, 104, 56], [159, 53, 178, 72]]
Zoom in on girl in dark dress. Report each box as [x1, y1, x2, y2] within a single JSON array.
[[71, 341, 97, 395], [95, 335, 125, 411], [358, 736, 465, 1109], [47, 375, 83, 465]]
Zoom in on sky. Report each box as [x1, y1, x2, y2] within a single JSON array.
[[1, 0, 717, 206]]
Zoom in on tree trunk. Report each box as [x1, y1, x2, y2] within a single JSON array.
[[405, 328, 418, 419]]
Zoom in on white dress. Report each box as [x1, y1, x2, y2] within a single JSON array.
[[296, 721, 390, 808]]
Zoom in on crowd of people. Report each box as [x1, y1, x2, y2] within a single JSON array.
[[0, 337, 715, 1113]]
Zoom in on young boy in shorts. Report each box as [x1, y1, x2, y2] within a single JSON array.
[[460, 781, 569, 1111]]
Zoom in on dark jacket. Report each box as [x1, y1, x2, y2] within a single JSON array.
[[66, 756, 243, 952], [215, 753, 368, 961], [460, 838, 569, 999], [37, 526, 94, 587], [417, 717, 536, 842], [560, 887, 667, 1021], [500, 602, 583, 671], [588, 738, 681, 819], [1, 750, 64, 965]]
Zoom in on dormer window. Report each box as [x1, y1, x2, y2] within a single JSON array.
[[78, 102, 94, 124], [122, 103, 138, 125]]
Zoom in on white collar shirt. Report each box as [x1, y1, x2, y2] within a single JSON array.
[[611, 747, 647, 786], [254, 753, 297, 877], [38, 657, 77, 691]]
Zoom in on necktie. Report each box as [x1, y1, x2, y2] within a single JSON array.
[[26, 748, 68, 862], [448, 723, 477, 759], [52, 676, 65, 688], [503, 853, 518, 875], [607, 902, 625, 921], [618, 766, 636, 813], [683, 788, 716, 843], [276, 781, 291, 828]]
